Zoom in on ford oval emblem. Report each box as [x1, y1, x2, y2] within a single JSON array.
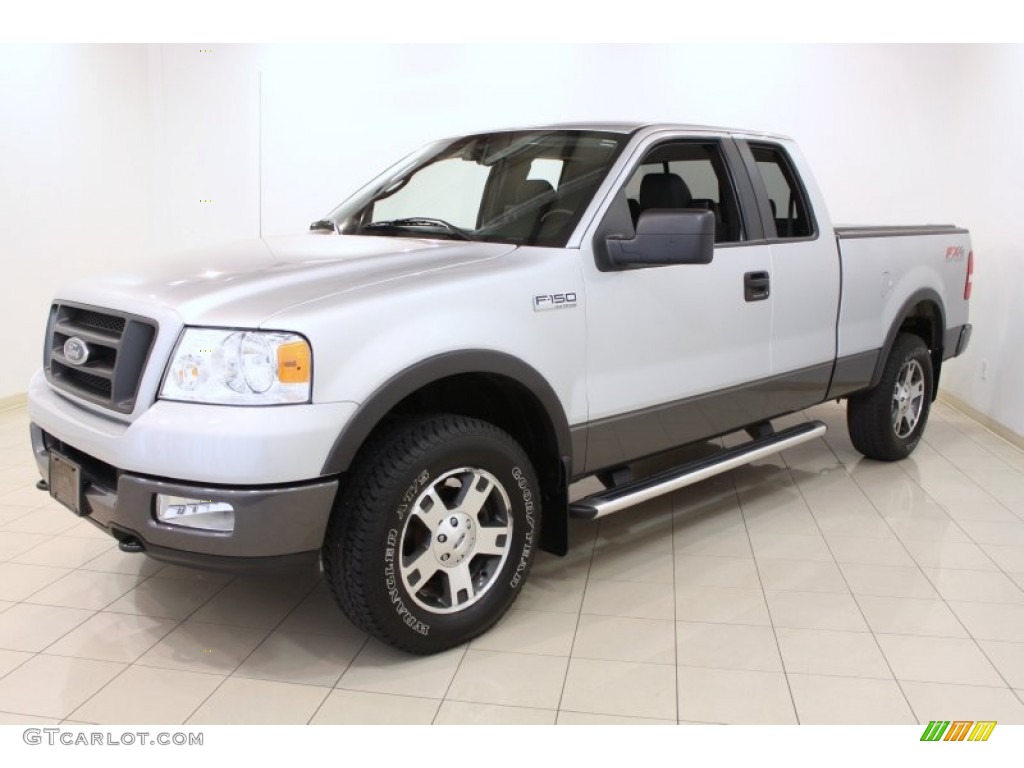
[[63, 337, 91, 366]]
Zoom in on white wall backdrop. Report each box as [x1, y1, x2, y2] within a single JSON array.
[[939, 45, 1024, 438], [1, 45, 154, 402], [2, 44, 1021, 438]]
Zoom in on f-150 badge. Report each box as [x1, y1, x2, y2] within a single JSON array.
[[534, 293, 578, 312]]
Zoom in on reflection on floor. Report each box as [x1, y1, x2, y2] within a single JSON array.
[[0, 400, 1023, 725]]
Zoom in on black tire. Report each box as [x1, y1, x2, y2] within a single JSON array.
[[847, 333, 933, 461], [322, 414, 540, 654]]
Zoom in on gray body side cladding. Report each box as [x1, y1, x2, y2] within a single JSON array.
[[319, 350, 574, 476]]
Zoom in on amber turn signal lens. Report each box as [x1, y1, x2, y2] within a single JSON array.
[[277, 340, 311, 383]]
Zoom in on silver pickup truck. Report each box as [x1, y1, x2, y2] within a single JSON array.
[[28, 123, 973, 653]]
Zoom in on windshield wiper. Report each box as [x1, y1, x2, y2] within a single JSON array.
[[362, 217, 477, 241], [309, 219, 338, 232]]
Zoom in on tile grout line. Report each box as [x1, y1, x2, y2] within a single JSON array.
[[732, 463, 800, 725], [177, 575, 328, 726], [930, 401, 1024, 475], [818, 403, 1024, 702], [896, 453, 1020, 540], [914, 560, 1024, 699], [783, 434, 920, 723], [899, 416, 1024, 532], [305, 631, 372, 724], [0, 647, 37, 694], [19, 569, 150, 613], [60, 562, 245, 724], [426, 642, 470, 725], [549, 514, 598, 724], [841, 436, 1024, 696], [0, 505, 46, 531]]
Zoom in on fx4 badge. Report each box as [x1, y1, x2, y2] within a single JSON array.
[[945, 246, 966, 261], [533, 292, 578, 312]]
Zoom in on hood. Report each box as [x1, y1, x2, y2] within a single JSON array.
[[55, 234, 516, 327]]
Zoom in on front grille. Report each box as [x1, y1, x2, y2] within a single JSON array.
[[44, 302, 157, 414], [64, 369, 113, 398], [73, 310, 126, 335]]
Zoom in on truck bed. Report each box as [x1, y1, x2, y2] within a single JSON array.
[[834, 224, 972, 367], [835, 224, 968, 239]]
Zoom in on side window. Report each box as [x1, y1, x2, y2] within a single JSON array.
[[622, 142, 744, 243], [749, 144, 814, 239]]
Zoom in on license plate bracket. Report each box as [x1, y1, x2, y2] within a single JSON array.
[[49, 451, 84, 516]]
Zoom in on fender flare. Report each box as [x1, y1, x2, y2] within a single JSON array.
[[320, 350, 573, 476], [869, 288, 945, 390]]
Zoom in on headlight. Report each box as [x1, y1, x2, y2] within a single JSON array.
[[160, 328, 312, 405]]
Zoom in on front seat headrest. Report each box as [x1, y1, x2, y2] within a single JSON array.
[[639, 173, 692, 210]]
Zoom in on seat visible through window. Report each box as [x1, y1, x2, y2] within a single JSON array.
[[639, 173, 692, 212], [621, 143, 745, 243]]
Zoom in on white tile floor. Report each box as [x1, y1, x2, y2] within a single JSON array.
[[1, 399, 1023, 725]]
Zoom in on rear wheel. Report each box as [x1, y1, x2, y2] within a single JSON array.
[[322, 414, 539, 654], [847, 333, 933, 461]]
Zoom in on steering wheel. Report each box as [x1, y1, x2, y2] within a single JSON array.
[[540, 208, 574, 224]]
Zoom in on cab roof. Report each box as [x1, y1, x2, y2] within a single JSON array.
[[497, 121, 792, 141]]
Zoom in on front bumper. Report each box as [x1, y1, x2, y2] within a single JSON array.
[[31, 423, 338, 572], [27, 369, 358, 485]]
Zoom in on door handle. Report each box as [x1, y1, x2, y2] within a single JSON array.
[[744, 271, 770, 302]]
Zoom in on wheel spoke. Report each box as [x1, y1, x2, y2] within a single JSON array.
[[402, 548, 441, 588], [397, 464, 515, 615], [413, 487, 448, 529], [455, 471, 495, 517], [474, 525, 509, 556], [445, 562, 475, 606], [910, 380, 925, 399]]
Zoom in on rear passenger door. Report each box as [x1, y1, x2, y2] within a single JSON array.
[[580, 137, 774, 471], [737, 141, 839, 383]]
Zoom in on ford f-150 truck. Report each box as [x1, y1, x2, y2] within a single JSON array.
[[28, 123, 973, 653]]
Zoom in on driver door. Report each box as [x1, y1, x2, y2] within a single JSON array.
[[580, 136, 774, 471]]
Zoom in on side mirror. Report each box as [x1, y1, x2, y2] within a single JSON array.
[[605, 209, 714, 269]]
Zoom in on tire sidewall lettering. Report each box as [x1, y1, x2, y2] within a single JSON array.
[[381, 458, 539, 638], [396, 469, 431, 523], [509, 466, 536, 591], [385, 469, 434, 636], [384, 524, 431, 636]]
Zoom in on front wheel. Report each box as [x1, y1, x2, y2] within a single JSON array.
[[847, 333, 934, 461], [322, 414, 540, 654]]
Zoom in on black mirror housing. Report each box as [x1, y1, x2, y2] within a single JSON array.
[[605, 209, 714, 269]]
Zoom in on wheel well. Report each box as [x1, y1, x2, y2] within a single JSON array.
[[899, 301, 941, 349], [897, 300, 944, 397], [362, 373, 569, 554]]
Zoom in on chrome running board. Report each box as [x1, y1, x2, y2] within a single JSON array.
[[569, 420, 827, 519]]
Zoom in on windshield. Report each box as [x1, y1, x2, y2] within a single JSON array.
[[322, 130, 627, 247]]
